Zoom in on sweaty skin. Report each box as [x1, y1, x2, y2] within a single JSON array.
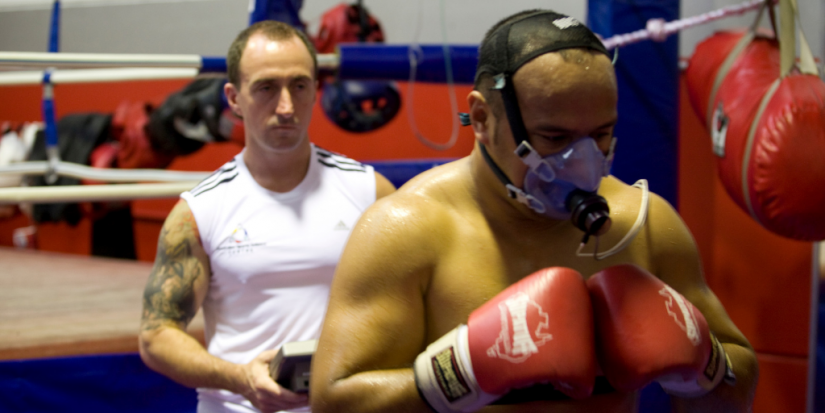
[[310, 52, 757, 413]]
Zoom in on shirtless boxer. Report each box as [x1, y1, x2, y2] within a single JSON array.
[[310, 9, 757, 413]]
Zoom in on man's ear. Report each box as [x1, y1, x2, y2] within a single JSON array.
[[467, 90, 492, 145], [224, 81, 242, 118]]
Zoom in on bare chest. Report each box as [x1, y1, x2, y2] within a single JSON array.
[[423, 216, 652, 339]]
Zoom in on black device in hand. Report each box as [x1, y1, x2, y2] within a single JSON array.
[[268, 339, 318, 393]]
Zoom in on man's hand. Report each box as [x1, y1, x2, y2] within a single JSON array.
[[238, 349, 309, 413]]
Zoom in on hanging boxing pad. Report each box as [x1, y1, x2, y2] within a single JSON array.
[[745, 75, 825, 240], [684, 31, 751, 124], [686, 29, 825, 240]]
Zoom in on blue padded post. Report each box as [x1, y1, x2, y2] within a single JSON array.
[[48, 0, 60, 53], [249, 0, 304, 29], [588, 0, 680, 208], [337, 44, 478, 84], [366, 159, 454, 189]]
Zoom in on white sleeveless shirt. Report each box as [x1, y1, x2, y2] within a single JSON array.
[[181, 144, 376, 412]]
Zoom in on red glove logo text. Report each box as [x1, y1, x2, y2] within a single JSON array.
[[486, 292, 553, 363], [659, 285, 701, 346]]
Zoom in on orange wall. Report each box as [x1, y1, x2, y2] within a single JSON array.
[[677, 76, 813, 412], [0, 74, 816, 411], [0, 79, 477, 259]]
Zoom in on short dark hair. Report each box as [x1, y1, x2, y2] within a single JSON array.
[[226, 20, 318, 87]]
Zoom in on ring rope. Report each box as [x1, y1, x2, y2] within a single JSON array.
[[0, 161, 210, 183], [601, 0, 769, 50], [0, 181, 198, 205]]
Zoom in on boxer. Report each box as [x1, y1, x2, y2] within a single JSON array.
[[310, 9, 757, 413]]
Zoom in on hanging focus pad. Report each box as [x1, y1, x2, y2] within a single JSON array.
[[686, 30, 825, 241]]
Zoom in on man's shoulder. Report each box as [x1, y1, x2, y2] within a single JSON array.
[[313, 145, 370, 174], [598, 175, 693, 261], [357, 160, 470, 237], [185, 157, 242, 200]]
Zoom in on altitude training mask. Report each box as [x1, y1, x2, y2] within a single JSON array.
[[518, 136, 615, 220], [461, 9, 615, 237]]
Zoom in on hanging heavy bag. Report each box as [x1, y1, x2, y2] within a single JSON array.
[[685, 0, 825, 241]]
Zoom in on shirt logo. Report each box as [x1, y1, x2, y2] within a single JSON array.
[[659, 285, 702, 346], [486, 292, 553, 363], [553, 16, 581, 30], [230, 224, 250, 243], [333, 220, 349, 231], [216, 223, 264, 254]]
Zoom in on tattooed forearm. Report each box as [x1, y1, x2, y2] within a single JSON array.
[[141, 202, 208, 332]]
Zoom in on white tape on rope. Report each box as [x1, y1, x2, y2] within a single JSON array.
[[0, 68, 200, 85], [0, 51, 203, 69], [0, 181, 199, 204], [0, 161, 210, 183]]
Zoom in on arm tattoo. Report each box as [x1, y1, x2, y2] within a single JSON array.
[[141, 208, 206, 331]]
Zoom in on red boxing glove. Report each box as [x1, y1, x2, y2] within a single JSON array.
[[587, 264, 733, 397], [414, 267, 596, 412]]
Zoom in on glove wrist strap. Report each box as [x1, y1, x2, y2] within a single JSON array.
[[413, 325, 499, 412], [660, 333, 734, 398]]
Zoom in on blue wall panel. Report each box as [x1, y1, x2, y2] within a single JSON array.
[[589, 0, 681, 208]]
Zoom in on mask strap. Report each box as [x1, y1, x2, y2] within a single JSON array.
[[479, 144, 544, 212], [515, 140, 555, 181], [604, 137, 617, 176], [492, 74, 532, 148]]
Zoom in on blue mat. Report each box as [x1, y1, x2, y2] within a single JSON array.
[[0, 354, 195, 413], [0, 353, 672, 413]]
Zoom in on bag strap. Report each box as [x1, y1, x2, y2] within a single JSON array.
[[705, 2, 771, 130], [779, 0, 819, 77]]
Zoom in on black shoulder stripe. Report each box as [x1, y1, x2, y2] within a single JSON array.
[[192, 173, 239, 197], [190, 164, 238, 194], [317, 159, 367, 172], [316, 149, 364, 167]]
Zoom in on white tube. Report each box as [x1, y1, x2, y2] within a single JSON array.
[[0, 51, 339, 72], [317, 53, 339, 71], [0, 51, 203, 69], [0, 182, 198, 204], [0, 161, 210, 183], [0, 68, 201, 86]]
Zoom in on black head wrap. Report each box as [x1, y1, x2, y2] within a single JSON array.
[[468, 10, 613, 238], [476, 10, 608, 83], [474, 10, 609, 147]]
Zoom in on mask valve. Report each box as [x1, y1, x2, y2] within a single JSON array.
[[568, 189, 611, 238]]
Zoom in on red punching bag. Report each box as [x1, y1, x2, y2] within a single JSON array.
[[685, 0, 825, 241]]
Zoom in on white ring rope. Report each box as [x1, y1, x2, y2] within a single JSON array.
[[0, 68, 202, 86], [602, 0, 768, 50], [0, 161, 210, 183], [0, 52, 339, 72], [0, 51, 204, 69], [0, 181, 198, 204]]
